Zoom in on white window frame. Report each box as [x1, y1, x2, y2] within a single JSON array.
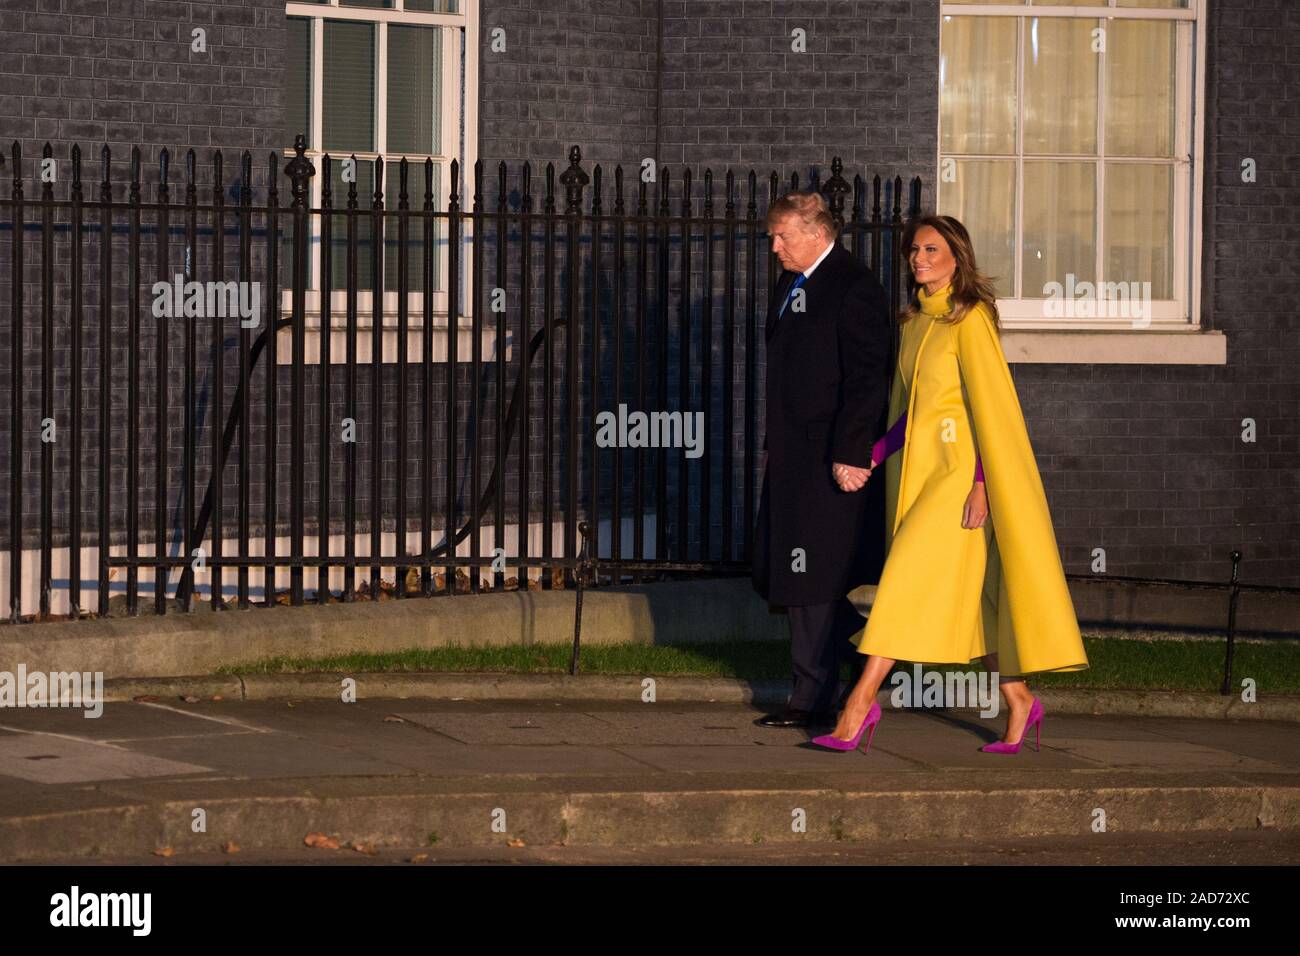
[[938, 1, 1222, 363], [282, 0, 482, 364]]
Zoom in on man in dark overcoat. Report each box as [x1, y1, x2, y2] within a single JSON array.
[[752, 190, 891, 728]]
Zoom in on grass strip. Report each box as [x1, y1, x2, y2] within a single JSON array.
[[218, 636, 1300, 694]]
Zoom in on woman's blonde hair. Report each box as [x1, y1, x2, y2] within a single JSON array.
[[900, 214, 1000, 328]]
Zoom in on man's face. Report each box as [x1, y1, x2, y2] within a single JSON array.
[[769, 215, 825, 273]]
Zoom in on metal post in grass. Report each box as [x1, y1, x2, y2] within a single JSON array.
[[286, 135, 315, 607], [570, 522, 593, 676], [1220, 550, 1242, 696]]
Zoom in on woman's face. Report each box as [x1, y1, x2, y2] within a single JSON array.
[[909, 225, 957, 293]]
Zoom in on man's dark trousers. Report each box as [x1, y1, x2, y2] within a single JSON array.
[[788, 596, 868, 713]]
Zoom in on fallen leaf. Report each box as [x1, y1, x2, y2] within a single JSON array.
[[409, 853, 429, 864], [351, 842, 378, 856], [222, 841, 240, 854], [304, 832, 340, 850], [153, 846, 174, 858], [181, 695, 200, 703], [383, 715, 404, 723], [507, 838, 526, 848], [211, 695, 224, 702]]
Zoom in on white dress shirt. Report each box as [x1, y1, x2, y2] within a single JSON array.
[[802, 240, 835, 278]]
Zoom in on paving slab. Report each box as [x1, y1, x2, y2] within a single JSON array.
[[0, 734, 211, 784]]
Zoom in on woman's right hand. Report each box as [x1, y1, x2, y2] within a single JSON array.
[[961, 481, 988, 529]]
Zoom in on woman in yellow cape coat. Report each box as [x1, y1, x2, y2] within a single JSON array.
[[824, 215, 1087, 751]]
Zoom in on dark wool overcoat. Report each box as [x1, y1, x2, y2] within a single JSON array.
[[752, 240, 891, 606]]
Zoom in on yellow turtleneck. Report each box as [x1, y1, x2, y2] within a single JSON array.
[[899, 282, 952, 392], [917, 282, 954, 316]]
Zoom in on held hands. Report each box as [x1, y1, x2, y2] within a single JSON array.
[[962, 481, 988, 529], [832, 458, 987, 526], [833, 461, 873, 492]]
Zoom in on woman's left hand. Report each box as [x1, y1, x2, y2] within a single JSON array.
[[962, 481, 988, 529]]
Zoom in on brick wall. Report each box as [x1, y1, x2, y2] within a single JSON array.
[[1008, 0, 1300, 587], [478, 0, 659, 176], [0, 0, 286, 174], [0, 0, 289, 554], [2, 0, 1296, 593], [480, 0, 1298, 587], [1193, 0, 1300, 586]]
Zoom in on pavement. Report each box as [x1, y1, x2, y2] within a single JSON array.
[[2, 692, 1299, 864]]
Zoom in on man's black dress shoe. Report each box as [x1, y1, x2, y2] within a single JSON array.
[[754, 708, 836, 728]]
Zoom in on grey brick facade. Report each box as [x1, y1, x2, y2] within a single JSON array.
[[481, 0, 1299, 587], [1, 0, 1297, 600]]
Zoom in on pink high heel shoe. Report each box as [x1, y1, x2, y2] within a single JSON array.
[[980, 695, 1044, 754], [810, 700, 881, 752]]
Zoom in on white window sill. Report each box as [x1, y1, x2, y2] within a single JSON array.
[[1000, 328, 1226, 365]]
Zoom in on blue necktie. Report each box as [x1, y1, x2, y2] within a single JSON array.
[[778, 272, 806, 318]]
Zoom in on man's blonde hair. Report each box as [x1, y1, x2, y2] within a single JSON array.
[[764, 190, 837, 240]]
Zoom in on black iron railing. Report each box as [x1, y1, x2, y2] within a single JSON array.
[[1, 137, 923, 623]]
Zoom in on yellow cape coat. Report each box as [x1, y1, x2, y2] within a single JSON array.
[[851, 284, 1088, 676]]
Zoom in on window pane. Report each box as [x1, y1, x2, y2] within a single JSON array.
[[326, 159, 377, 293], [1024, 17, 1098, 155], [937, 160, 1015, 298], [339, 0, 393, 8], [1022, 162, 1095, 299], [1116, 0, 1188, 8], [1106, 20, 1176, 157], [278, 198, 313, 292], [407, 0, 459, 10], [323, 161, 443, 296], [940, 16, 1016, 155], [323, 20, 376, 154], [287, 18, 311, 149], [1105, 163, 1173, 300], [384, 164, 442, 294], [388, 25, 442, 155]]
